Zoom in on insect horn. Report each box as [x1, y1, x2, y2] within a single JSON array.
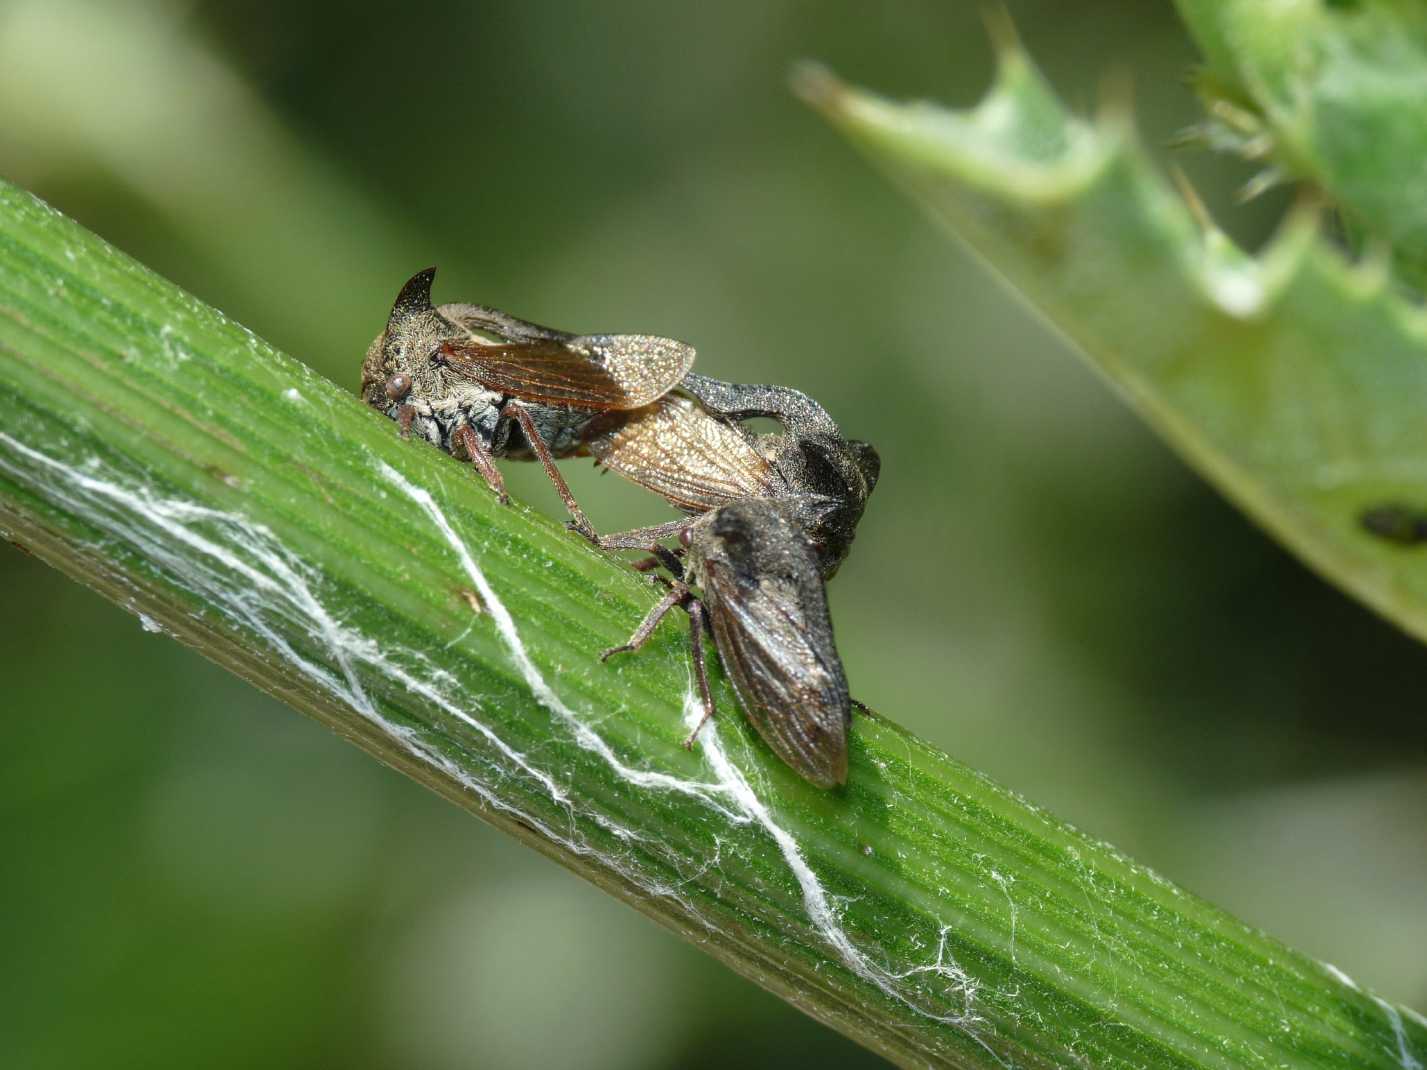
[[389, 266, 437, 328]]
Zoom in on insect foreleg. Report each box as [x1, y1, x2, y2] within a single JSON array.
[[396, 404, 416, 438], [600, 581, 689, 662], [651, 544, 685, 577], [453, 424, 510, 505]]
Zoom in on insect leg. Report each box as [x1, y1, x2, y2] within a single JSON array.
[[505, 402, 598, 540], [681, 597, 717, 748], [600, 582, 688, 661], [592, 517, 696, 551], [397, 404, 416, 438], [453, 425, 510, 505], [628, 546, 684, 591], [651, 544, 686, 577]]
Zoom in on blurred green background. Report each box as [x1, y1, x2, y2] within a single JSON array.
[[2, 2, 1424, 1067]]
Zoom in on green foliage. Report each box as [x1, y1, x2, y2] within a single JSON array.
[[800, 31, 1427, 657], [1176, 0, 1427, 287], [2, 170, 1423, 1067]]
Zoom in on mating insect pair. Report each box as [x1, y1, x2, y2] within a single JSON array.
[[361, 269, 878, 787]]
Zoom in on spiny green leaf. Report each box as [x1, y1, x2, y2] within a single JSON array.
[[801, 42, 1427, 659], [1175, 0, 1427, 288]]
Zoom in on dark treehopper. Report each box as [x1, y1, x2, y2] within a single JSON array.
[[604, 498, 853, 788], [360, 267, 695, 538], [574, 378, 879, 788]]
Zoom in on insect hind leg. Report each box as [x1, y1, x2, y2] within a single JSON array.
[[504, 401, 597, 539]]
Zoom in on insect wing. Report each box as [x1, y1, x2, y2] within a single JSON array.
[[582, 334, 697, 406], [698, 515, 850, 787], [438, 333, 694, 410], [441, 302, 574, 344], [588, 396, 784, 512], [437, 339, 632, 407]]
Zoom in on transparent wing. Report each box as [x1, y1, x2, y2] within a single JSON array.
[[581, 334, 696, 406], [587, 396, 784, 512]]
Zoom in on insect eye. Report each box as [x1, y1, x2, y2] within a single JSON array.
[[385, 372, 413, 401], [678, 527, 693, 548]]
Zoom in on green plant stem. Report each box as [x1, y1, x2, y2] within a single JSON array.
[[0, 179, 1420, 1069]]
